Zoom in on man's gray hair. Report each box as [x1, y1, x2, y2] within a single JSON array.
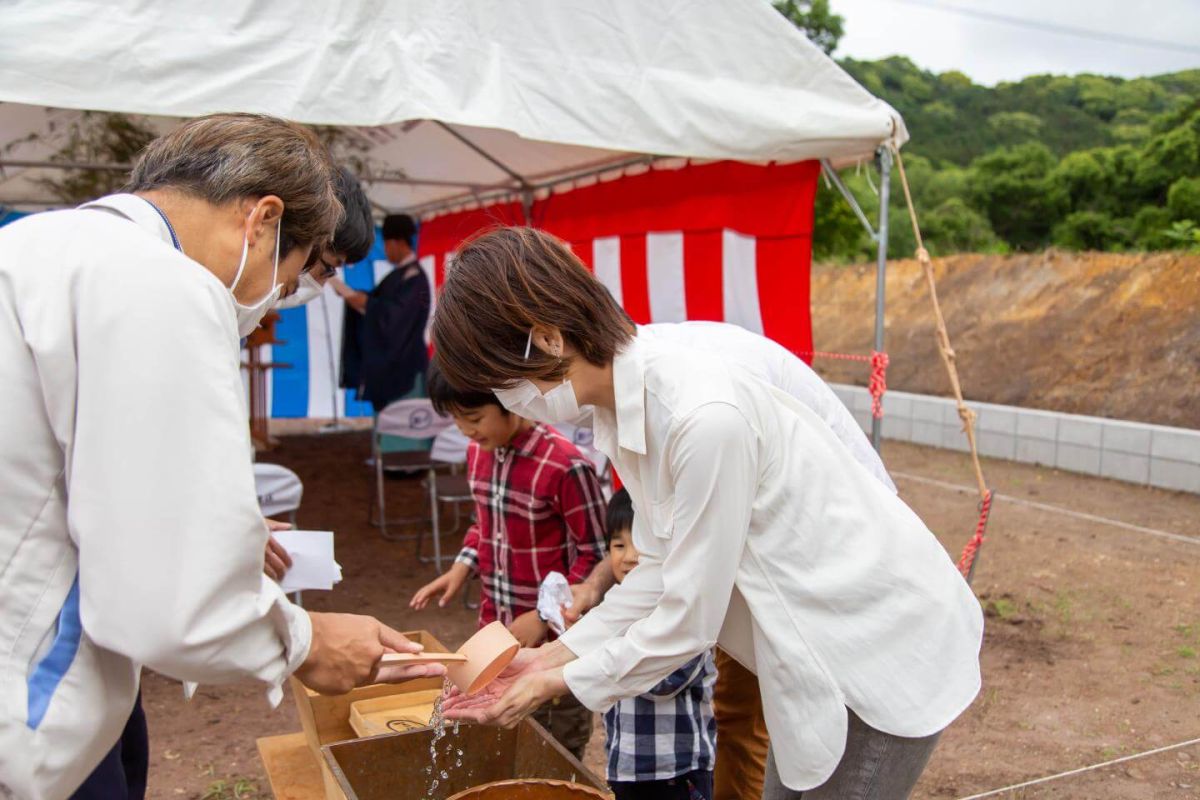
[[126, 113, 342, 255]]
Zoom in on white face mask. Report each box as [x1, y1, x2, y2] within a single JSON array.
[[274, 271, 324, 310], [229, 217, 282, 337], [492, 329, 582, 425]]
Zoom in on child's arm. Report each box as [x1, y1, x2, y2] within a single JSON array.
[[409, 523, 479, 610], [558, 462, 608, 584]]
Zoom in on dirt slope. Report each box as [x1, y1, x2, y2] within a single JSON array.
[[811, 251, 1200, 428]]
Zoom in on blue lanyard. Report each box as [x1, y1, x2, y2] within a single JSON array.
[[143, 199, 182, 253]]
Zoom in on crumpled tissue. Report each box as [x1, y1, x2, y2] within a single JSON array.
[[537, 571, 573, 636]]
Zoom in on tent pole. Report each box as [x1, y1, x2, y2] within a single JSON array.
[[520, 189, 534, 225], [819, 159, 876, 239], [871, 147, 892, 452], [433, 121, 532, 191], [402, 154, 661, 219]]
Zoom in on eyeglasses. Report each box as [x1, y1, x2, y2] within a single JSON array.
[[304, 251, 345, 281]]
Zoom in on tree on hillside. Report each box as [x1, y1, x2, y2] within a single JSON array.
[[771, 0, 843, 54], [836, 59, 1200, 167], [968, 143, 1065, 251], [1052, 211, 1132, 251]]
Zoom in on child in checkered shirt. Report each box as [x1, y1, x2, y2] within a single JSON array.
[[411, 364, 607, 759], [602, 489, 717, 800]]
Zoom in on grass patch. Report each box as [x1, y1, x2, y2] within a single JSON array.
[[987, 598, 1019, 620], [201, 777, 260, 800], [1054, 591, 1074, 625], [1178, 646, 1197, 659]]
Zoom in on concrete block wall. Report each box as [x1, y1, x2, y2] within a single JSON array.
[[831, 384, 1200, 495]]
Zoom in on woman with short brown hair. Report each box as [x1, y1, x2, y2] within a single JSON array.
[[437, 226, 983, 799]]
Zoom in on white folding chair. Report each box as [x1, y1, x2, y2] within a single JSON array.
[[370, 399, 456, 570], [552, 422, 613, 499], [254, 463, 303, 523], [429, 426, 475, 545], [430, 426, 484, 607], [430, 425, 470, 465], [253, 463, 305, 605]]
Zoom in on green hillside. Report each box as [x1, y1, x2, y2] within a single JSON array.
[[814, 59, 1200, 260]]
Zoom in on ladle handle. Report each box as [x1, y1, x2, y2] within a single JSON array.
[[379, 651, 468, 666]]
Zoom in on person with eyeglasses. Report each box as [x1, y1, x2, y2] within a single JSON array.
[[263, 166, 377, 584], [0, 116, 441, 800]]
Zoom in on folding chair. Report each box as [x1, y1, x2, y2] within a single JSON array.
[[369, 398, 455, 570], [253, 462, 305, 605], [254, 463, 303, 525]]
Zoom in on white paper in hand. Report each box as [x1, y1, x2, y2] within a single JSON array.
[[537, 571, 573, 636], [274, 530, 341, 592]]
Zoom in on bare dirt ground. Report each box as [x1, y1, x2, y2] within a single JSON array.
[[142, 432, 1200, 800], [811, 251, 1200, 428]]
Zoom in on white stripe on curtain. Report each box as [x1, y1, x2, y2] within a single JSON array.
[[372, 258, 392, 287], [420, 253, 438, 346], [305, 284, 346, 418], [592, 235, 622, 305], [646, 231, 687, 323], [722, 229, 763, 335]]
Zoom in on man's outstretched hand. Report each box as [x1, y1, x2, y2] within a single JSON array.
[[296, 613, 447, 695]]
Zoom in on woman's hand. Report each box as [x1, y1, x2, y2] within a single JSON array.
[[508, 610, 549, 648], [444, 665, 569, 728]]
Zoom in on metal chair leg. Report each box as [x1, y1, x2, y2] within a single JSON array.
[[375, 437, 390, 540], [430, 467, 443, 572], [464, 574, 479, 610]]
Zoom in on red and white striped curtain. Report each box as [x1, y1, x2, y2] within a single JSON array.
[[418, 159, 819, 357]]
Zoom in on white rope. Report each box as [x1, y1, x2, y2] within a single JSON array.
[[892, 471, 1200, 547], [956, 735, 1200, 799]]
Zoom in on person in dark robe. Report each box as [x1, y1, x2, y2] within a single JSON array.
[[332, 213, 431, 413]]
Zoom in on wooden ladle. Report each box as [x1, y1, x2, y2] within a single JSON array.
[[379, 651, 469, 667]]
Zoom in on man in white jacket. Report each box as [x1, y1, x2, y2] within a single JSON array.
[[0, 114, 440, 800]]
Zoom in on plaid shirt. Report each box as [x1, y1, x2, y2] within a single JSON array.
[[603, 650, 718, 783], [455, 423, 607, 627]]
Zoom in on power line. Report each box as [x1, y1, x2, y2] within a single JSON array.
[[888, 0, 1200, 55]]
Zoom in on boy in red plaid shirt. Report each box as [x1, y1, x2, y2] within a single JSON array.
[[412, 364, 607, 757]]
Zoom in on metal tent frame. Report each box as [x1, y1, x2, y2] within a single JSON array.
[[820, 149, 892, 452], [3, 135, 895, 457]]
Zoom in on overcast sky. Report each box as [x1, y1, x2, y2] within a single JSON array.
[[830, 0, 1200, 85]]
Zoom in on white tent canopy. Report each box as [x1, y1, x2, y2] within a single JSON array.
[[0, 0, 906, 214]]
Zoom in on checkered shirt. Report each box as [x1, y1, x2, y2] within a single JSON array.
[[603, 650, 718, 783], [455, 423, 607, 627]]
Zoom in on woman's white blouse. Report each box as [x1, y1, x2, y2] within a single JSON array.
[[559, 333, 983, 791]]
